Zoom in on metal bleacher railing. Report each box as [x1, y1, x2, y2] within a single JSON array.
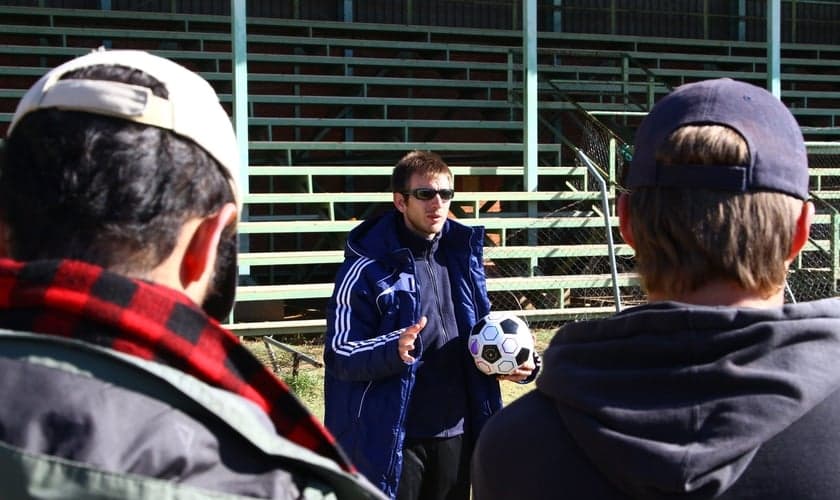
[[2, 6, 840, 340]]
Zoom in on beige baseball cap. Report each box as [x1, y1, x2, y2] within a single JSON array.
[[7, 48, 241, 209]]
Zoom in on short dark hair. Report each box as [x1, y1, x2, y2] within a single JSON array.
[[391, 150, 453, 193], [1, 64, 235, 275]]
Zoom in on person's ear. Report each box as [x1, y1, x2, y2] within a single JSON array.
[[180, 203, 237, 289], [617, 192, 635, 249], [786, 200, 814, 263], [393, 192, 407, 213]]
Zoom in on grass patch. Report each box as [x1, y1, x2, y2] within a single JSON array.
[[243, 336, 329, 420], [243, 328, 557, 421]]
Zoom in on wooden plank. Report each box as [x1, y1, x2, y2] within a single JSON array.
[[548, 79, 666, 94], [236, 282, 334, 301], [248, 117, 521, 130], [487, 273, 639, 291], [247, 33, 512, 56], [239, 250, 345, 266], [226, 305, 623, 337], [807, 143, 840, 155], [237, 244, 635, 267], [234, 272, 638, 302], [484, 244, 635, 258], [801, 128, 840, 137], [238, 216, 618, 235], [232, 94, 514, 109], [0, 44, 226, 62], [206, 72, 511, 89], [248, 14, 524, 44], [809, 191, 840, 199], [246, 165, 587, 177], [239, 220, 360, 234], [244, 191, 601, 204], [0, 89, 25, 98], [0, 5, 224, 24], [227, 319, 326, 337], [809, 168, 840, 174], [245, 193, 390, 204], [245, 52, 511, 73], [0, 66, 53, 77], [0, 24, 229, 42], [247, 141, 564, 153], [628, 50, 761, 65]]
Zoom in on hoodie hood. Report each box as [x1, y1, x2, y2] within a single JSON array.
[[344, 210, 405, 263], [344, 210, 482, 265], [537, 298, 840, 499]]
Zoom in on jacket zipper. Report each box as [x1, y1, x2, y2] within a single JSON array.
[[426, 248, 449, 342]]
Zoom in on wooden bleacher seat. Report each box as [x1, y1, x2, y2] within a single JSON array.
[[3, 5, 840, 338]]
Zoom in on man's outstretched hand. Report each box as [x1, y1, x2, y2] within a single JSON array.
[[398, 316, 427, 364]]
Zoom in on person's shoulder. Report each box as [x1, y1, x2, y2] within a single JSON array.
[[479, 391, 556, 448], [473, 390, 611, 500], [345, 212, 406, 260], [791, 297, 840, 318], [441, 216, 480, 236], [719, 385, 840, 499], [0, 351, 295, 494], [336, 252, 394, 287]]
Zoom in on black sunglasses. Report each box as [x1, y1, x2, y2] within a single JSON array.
[[402, 188, 455, 201]]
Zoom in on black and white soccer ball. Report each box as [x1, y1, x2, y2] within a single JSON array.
[[468, 312, 534, 375]]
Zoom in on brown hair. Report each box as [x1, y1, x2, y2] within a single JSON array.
[[391, 150, 453, 193], [628, 125, 803, 297]]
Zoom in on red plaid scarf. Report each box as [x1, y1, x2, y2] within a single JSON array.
[[0, 258, 355, 473]]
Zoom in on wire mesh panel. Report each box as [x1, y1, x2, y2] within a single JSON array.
[[482, 108, 645, 331], [789, 144, 840, 303], [788, 209, 837, 303], [481, 210, 643, 332]]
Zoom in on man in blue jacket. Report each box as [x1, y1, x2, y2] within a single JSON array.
[[324, 150, 538, 500], [472, 78, 840, 499]]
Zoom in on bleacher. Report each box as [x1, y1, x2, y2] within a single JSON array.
[[2, 5, 840, 339]]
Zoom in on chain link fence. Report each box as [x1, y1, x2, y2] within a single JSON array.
[[485, 112, 840, 332], [483, 209, 643, 332], [483, 106, 643, 332], [788, 144, 840, 303]]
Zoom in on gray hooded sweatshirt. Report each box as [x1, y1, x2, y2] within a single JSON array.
[[472, 298, 840, 499]]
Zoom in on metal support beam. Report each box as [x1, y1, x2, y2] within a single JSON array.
[[553, 0, 562, 32], [232, 0, 249, 187], [100, 0, 112, 48], [523, 0, 538, 194], [232, 0, 250, 278], [767, 0, 781, 97], [343, 0, 353, 22], [523, 0, 538, 250]]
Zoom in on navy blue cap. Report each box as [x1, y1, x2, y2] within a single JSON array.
[[626, 78, 809, 200]]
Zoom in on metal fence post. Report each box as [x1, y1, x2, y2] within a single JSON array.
[[575, 149, 622, 312]]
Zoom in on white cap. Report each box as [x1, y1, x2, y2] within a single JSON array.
[[8, 48, 241, 210]]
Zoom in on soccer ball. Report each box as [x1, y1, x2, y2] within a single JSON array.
[[468, 312, 534, 375]]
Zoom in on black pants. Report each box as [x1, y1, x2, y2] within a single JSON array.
[[397, 434, 470, 500]]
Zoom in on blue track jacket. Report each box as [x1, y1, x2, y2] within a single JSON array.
[[324, 210, 501, 499]]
